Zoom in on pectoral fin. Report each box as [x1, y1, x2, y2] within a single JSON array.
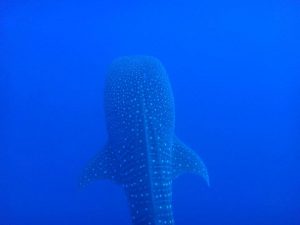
[[172, 137, 209, 186], [80, 143, 121, 187]]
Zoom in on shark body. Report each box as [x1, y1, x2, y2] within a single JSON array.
[[81, 56, 209, 225]]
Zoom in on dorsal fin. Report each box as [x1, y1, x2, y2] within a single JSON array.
[[80, 143, 121, 187], [172, 137, 209, 186]]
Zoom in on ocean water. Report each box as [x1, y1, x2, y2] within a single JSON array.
[[1, 0, 299, 224]]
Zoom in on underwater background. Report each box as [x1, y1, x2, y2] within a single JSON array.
[[1, 0, 299, 224]]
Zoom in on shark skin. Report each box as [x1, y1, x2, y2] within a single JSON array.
[[81, 56, 209, 225]]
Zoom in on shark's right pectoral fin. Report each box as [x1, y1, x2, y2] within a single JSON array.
[[172, 137, 209, 186], [80, 143, 121, 187]]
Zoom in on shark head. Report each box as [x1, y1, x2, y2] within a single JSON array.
[[104, 56, 175, 141]]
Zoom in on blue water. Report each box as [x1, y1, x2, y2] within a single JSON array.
[[1, 0, 299, 224]]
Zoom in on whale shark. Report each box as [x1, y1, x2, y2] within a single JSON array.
[[81, 56, 209, 225]]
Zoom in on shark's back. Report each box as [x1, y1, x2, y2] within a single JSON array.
[[81, 56, 209, 225], [104, 56, 175, 141]]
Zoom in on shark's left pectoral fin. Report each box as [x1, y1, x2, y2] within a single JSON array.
[[172, 137, 209, 186], [80, 143, 121, 187]]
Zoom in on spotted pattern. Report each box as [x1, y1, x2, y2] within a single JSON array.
[[81, 56, 209, 225]]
